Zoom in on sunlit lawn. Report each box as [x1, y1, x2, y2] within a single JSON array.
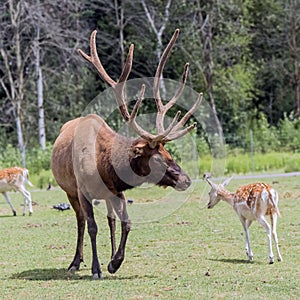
[[0, 175, 299, 299]]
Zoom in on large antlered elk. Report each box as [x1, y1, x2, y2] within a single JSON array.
[[51, 29, 202, 279]]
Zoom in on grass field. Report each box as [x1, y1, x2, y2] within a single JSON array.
[[0, 175, 299, 299]]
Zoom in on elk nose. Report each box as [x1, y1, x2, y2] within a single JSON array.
[[184, 177, 191, 187], [175, 174, 191, 191]]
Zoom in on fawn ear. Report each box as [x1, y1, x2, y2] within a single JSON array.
[[206, 178, 218, 190], [222, 177, 233, 187]]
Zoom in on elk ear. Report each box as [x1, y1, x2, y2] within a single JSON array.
[[129, 140, 148, 158], [129, 146, 144, 158]]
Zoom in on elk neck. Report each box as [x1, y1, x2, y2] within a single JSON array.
[[95, 134, 148, 193]]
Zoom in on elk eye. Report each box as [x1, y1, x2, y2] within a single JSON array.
[[154, 155, 162, 162]]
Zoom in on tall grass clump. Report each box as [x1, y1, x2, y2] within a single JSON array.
[[198, 151, 300, 176]]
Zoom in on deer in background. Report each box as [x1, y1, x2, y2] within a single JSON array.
[[204, 174, 283, 264], [51, 29, 202, 279], [0, 167, 33, 216]]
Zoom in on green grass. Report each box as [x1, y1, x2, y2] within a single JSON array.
[[0, 176, 299, 299]]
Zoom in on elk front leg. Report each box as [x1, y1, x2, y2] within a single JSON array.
[[107, 193, 131, 274], [78, 191, 102, 279], [106, 200, 116, 259], [67, 194, 85, 272]]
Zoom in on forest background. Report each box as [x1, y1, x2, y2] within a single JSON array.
[[0, 0, 299, 187]]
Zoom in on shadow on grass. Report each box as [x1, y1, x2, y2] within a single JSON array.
[[10, 268, 156, 281], [209, 258, 263, 265]]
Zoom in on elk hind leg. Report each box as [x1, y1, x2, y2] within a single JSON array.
[[67, 194, 86, 272], [78, 191, 102, 279]]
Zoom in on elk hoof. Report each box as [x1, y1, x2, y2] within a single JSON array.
[[107, 262, 117, 274], [68, 262, 81, 272], [92, 272, 103, 280], [13, 211, 17, 216], [68, 265, 79, 272], [107, 258, 123, 274]]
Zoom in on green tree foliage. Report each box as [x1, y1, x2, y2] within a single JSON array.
[[0, 0, 299, 172]]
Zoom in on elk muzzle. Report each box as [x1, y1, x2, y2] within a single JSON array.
[[158, 164, 191, 191], [174, 172, 192, 191]]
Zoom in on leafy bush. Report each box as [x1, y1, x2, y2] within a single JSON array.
[[278, 114, 300, 152], [249, 112, 280, 153], [0, 144, 22, 168], [26, 143, 52, 174], [29, 169, 55, 189]]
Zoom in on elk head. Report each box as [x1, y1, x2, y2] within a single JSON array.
[[78, 29, 202, 191]]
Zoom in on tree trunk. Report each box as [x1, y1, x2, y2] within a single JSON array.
[[11, 0, 27, 165], [15, 110, 26, 166], [289, 0, 300, 117], [115, 0, 125, 68], [140, 0, 172, 99], [35, 19, 46, 150], [199, 3, 223, 149]]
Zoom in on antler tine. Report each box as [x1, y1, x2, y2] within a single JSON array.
[[161, 92, 202, 143], [171, 92, 203, 133], [154, 29, 181, 135], [79, 30, 135, 122], [128, 84, 156, 142], [152, 111, 181, 143], [165, 63, 189, 111], [78, 30, 117, 87], [154, 28, 180, 111], [155, 62, 190, 136], [114, 44, 134, 121], [130, 84, 145, 120], [118, 44, 134, 84], [155, 62, 189, 135], [163, 122, 197, 143]]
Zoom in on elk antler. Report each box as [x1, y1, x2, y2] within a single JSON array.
[[78, 29, 202, 147]]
